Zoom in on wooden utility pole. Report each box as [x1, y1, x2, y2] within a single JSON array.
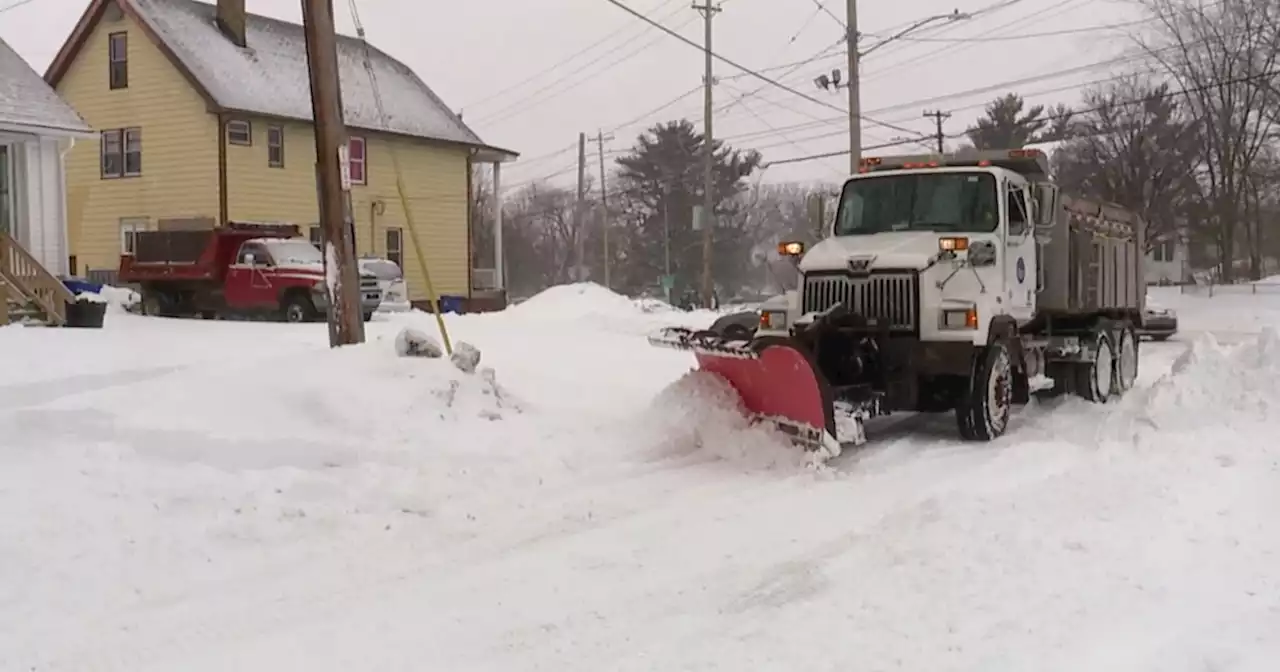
[[575, 132, 587, 281], [301, 0, 363, 346], [846, 0, 861, 173], [591, 130, 615, 288], [694, 1, 720, 308], [923, 109, 951, 153]]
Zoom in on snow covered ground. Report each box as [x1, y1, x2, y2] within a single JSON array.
[[2, 283, 1278, 671]]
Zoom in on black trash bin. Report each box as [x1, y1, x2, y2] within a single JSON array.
[[64, 297, 108, 328]]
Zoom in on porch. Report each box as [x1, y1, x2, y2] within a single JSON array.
[[0, 134, 83, 326]]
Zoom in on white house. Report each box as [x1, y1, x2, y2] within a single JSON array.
[[0, 36, 94, 277], [1145, 235, 1189, 284]]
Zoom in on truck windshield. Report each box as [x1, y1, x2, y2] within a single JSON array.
[[262, 239, 323, 266], [835, 171, 998, 235]]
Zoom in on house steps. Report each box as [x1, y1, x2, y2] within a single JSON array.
[[0, 232, 74, 327]]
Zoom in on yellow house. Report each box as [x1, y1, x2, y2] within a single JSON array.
[[43, 0, 517, 309]]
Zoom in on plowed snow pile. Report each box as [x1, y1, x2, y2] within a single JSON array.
[[639, 370, 814, 471], [1136, 326, 1280, 431]]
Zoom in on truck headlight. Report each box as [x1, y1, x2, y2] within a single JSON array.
[[759, 310, 787, 330], [940, 308, 977, 330]]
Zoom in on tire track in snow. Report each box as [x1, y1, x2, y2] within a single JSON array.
[[0, 365, 184, 412]]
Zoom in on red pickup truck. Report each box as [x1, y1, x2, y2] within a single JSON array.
[[118, 222, 383, 322]]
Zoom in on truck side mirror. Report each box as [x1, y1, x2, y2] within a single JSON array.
[[1034, 183, 1058, 228]]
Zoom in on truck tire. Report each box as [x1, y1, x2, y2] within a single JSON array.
[[957, 341, 1013, 441], [1113, 323, 1139, 393], [281, 293, 315, 323], [1075, 324, 1116, 403]]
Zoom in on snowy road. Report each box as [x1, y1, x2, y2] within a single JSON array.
[[2, 285, 1278, 671]]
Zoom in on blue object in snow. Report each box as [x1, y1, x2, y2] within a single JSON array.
[[438, 295, 465, 314], [62, 277, 104, 296]]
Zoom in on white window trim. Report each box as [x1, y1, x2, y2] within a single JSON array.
[[348, 136, 367, 184], [226, 119, 252, 146], [120, 217, 149, 255], [386, 227, 403, 265]]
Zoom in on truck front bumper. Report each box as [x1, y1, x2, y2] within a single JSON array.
[[311, 287, 383, 315]]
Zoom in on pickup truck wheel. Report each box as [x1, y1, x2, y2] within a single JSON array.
[[957, 341, 1013, 441], [282, 294, 315, 323]]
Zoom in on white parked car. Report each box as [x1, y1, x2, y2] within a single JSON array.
[[357, 257, 411, 312]]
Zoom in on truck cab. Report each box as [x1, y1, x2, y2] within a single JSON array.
[[760, 149, 1054, 346]]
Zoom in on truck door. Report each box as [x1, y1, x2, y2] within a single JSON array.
[[1004, 182, 1036, 321], [226, 242, 275, 309]]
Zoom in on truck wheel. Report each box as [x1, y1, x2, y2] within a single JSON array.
[[957, 341, 1013, 441], [362, 311, 374, 322], [1075, 326, 1116, 403], [281, 294, 315, 323], [1113, 324, 1139, 394]]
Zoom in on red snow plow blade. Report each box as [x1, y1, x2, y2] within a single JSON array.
[[648, 327, 841, 457]]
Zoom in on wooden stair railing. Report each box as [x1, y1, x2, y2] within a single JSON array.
[[0, 231, 75, 326]]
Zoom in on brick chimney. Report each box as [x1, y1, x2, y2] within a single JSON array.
[[216, 0, 247, 48]]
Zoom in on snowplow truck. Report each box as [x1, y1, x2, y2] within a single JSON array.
[[649, 148, 1145, 457]]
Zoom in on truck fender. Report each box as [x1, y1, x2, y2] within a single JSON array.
[[986, 315, 1025, 371]]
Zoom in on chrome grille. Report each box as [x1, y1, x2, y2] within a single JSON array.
[[801, 272, 919, 331]]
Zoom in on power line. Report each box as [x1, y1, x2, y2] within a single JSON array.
[[870, 17, 1152, 42], [460, 0, 683, 111], [863, 0, 1089, 84], [474, 3, 699, 126], [505, 25, 1221, 187], [766, 67, 1280, 166], [0, 0, 37, 14], [599, 0, 930, 139]]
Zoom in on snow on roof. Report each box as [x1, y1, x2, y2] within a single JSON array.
[[0, 36, 92, 135], [127, 0, 493, 150]]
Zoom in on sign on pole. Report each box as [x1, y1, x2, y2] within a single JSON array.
[[338, 144, 352, 191]]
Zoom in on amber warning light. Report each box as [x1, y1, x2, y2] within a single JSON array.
[[938, 236, 969, 251], [778, 241, 805, 256]]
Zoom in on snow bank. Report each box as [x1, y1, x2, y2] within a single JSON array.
[[1133, 327, 1280, 433], [507, 282, 720, 334], [98, 284, 140, 313]]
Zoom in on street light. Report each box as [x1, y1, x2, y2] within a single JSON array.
[[813, 9, 972, 92]]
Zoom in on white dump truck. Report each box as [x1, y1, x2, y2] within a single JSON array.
[[649, 148, 1145, 456]]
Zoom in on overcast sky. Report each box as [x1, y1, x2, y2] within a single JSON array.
[[2, 0, 1149, 190]]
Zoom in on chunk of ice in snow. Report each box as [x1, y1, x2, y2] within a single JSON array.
[[450, 341, 481, 374], [394, 327, 443, 358]]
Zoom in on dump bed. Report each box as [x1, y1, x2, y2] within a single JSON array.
[[1036, 194, 1145, 315], [118, 222, 300, 283]]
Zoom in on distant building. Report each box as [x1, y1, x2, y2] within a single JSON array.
[[44, 0, 517, 309], [1145, 235, 1189, 285]]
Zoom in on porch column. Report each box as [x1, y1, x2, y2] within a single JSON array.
[[492, 161, 504, 290]]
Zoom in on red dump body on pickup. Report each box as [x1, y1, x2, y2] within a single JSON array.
[[118, 221, 381, 322]]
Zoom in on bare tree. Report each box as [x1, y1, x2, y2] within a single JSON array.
[[1140, 0, 1280, 280], [1053, 74, 1203, 252]]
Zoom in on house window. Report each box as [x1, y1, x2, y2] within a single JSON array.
[[347, 136, 366, 184], [120, 217, 149, 255], [267, 126, 284, 167], [101, 128, 142, 178], [108, 32, 128, 89], [1152, 240, 1175, 262], [226, 119, 252, 146], [309, 226, 322, 246], [385, 227, 403, 268]]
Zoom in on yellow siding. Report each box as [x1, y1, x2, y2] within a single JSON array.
[[226, 117, 471, 301], [56, 6, 219, 275]]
